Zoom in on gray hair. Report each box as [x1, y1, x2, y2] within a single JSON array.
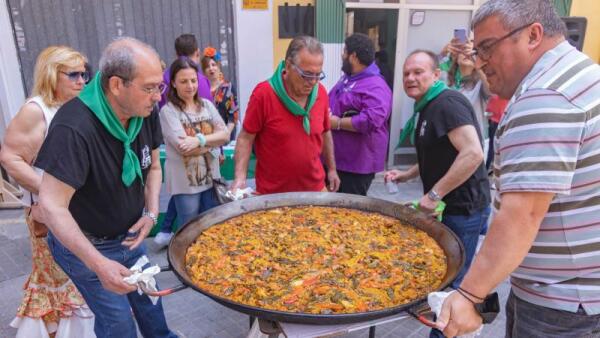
[[285, 36, 323, 65], [99, 37, 159, 90], [472, 0, 566, 37]]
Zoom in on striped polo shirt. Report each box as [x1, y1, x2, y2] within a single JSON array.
[[492, 41, 600, 314]]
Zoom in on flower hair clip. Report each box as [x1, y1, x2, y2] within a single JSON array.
[[203, 46, 221, 62]]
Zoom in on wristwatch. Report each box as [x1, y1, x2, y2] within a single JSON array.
[[427, 189, 442, 202], [142, 209, 158, 226]]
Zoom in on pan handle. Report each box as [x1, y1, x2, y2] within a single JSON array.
[[138, 265, 188, 297], [408, 302, 438, 328]]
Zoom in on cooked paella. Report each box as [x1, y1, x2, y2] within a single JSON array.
[[185, 206, 447, 314]]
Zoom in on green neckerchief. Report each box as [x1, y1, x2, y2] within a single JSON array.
[[397, 80, 448, 147], [439, 57, 462, 89], [79, 72, 144, 187], [268, 60, 318, 135]]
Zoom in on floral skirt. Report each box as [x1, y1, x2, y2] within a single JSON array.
[[10, 208, 95, 338]]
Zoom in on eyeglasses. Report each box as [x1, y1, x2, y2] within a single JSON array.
[[116, 75, 167, 95], [291, 63, 326, 82], [61, 71, 90, 83], [471, 23, 533, 62]]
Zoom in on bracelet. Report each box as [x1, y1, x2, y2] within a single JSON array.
[[336, 118, 342, 130], [457, 287, 485, 301], [455, 288, 477, 304], [196, 133, 206, 147], [142, 209, 158, 226]]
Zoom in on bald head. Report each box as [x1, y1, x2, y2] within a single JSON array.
[[99, 37, 161, 90]]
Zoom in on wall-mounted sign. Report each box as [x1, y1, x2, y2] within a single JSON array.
[[243, 0, 268, 10]]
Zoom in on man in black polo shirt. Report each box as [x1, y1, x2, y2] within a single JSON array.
[[386, 49, 490, 287], [36, 37, 177, 338]]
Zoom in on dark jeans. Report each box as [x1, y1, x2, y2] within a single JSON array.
[[430, 206, 491, 338], [158, 196, 179, 233], [506, 290, 600, 338], [337, 170, 375, 196], [172, 188, 219, 226], [47, 232, 177, 338], [487, 120, 498, 170]]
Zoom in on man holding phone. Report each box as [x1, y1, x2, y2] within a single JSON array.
[[329, 33, 392, 195]]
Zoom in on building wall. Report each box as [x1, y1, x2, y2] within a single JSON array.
[[271, 0, 315, 68], [234, 0, 274, 119], [570, 0, 600, 62]]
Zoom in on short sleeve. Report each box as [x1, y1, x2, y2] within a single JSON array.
[[149, 108, 163, 149], [205, 100, 227, 131], [243, 85, 266, 134], [431, 94, 476, 138], [35, 124, 90, 190], [320, 85, 331, 132], [497, 90, 584, 194]]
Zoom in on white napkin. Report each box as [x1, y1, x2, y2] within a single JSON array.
[[225, 187, 254, 201], [428, 291, 483, 338], [123, 255, 161, 305]]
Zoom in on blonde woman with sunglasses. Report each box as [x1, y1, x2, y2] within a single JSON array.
[[1, 46, 95, 338]]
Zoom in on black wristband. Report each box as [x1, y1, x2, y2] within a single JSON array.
[[455, 288, 477, 304], [457, 286, 485, 301]]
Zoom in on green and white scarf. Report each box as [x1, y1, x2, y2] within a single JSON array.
[[79, 72, 144, 187]]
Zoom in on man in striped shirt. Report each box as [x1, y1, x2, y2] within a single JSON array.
[[436, 1, 600, 337]]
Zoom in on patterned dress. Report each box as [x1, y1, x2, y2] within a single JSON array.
[[10, 96, 95, 338], [211, 81, 239, 140]]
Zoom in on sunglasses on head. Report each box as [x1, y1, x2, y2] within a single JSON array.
[[61, 71, 90, 82]]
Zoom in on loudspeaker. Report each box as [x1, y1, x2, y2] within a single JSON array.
[[561, 17, 587, 52]]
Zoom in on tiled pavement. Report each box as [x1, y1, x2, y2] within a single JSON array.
[[0, 175, 508, 338]]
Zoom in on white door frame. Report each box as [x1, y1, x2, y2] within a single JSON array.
[[0, 0, 26, 141], [346, 0, 482, 166]]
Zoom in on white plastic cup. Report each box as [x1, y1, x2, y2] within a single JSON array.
[[386, 181, 399, 194]]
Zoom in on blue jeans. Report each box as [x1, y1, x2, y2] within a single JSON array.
[[158, 197, 179, 233], [430, 206, 491, 338], [506, 290, 600, 338], [172, 188, 218, 226], [48, 232, 177, 338]]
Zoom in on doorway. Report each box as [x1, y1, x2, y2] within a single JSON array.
[[345, 8, 398, 89]]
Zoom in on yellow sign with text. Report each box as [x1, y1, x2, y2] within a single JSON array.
[[243, 0, 268, 10]]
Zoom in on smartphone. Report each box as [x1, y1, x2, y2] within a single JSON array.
[[454, 28, 467, 44]]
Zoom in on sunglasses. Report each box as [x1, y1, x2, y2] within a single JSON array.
[[291, 63, 326, 82], [61, 71, 90, 82]]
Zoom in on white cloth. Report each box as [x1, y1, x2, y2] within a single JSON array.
[[123, 255, 161, 305], [10, 305, 95, 338], [428, 291, 483, 338], [226, 187, 254, 201]]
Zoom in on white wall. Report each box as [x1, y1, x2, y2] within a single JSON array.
[[0, 0, 26, 141], [233, 0, 274, 121]]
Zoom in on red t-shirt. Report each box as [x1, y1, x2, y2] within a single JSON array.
[[243, 81, 330, 194], [486, 95, 509, 123]]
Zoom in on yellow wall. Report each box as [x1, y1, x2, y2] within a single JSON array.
[[272, 0, 315, 68], [570, 0, 600, 62]]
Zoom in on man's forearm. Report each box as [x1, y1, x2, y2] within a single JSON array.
[[234, 135, 252, 180], [432, 149, 480, 197], [44, 206, 106, 271], [144, 157, 162, 215], [406, 164, 420, 180], [322, 131, 336, 170], [460, 192, 553, 298]]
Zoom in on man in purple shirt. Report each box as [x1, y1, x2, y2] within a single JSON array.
[[329, 33, 392, 195], [159, 34, 212, 108]]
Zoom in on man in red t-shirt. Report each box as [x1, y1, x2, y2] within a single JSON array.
[[231, 36, 340, 194]]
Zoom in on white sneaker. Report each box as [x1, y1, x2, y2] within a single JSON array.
[[153, 232, 173, 248]]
